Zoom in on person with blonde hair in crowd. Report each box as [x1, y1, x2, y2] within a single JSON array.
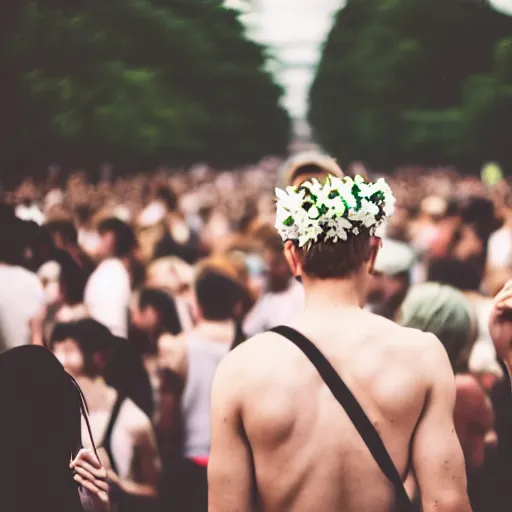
[[161, 256, 252, 512]]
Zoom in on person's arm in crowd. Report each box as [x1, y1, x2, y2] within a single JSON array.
[[106, 419, 161, 498], [155, 367, 184, 460], [489, 279, 512, 376], [29, 304, 47, 346], [208, 354, 254, 512], [30, 279, 47, 346], [155, 335, 187, 458], [412, 335, 472, 512]]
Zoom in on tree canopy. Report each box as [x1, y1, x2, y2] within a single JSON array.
[[309, 0, 512, 172], [0, 0, 290, 181]]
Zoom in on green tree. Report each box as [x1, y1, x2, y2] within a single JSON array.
[[0, 0, 290, 181], [309, 0, 512, 171]]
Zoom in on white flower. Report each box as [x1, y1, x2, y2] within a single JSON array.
[[348, 200, 379, 228], [325, 195, 346, 217], [308, 205, 321, 220], [274, 174, 395, 246], [275, 187, 304, 212], [298, 223, 323, 247]]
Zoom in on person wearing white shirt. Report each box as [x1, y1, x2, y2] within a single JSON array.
[[0, 216, 46, 352], [85, 218, 136, 338]]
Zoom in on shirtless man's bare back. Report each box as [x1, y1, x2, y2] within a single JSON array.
[[208, 176, 471, 512]]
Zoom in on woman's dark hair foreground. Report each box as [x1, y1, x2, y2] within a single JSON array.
[[0, 346, 92, 511]]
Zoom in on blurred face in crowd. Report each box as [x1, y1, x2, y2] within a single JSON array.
[[131, 303, 158, 333], [52, 338, 86, 379], [264, 248, 292, 293], [97, 229, 116, 259], [366, 272, 409, 320]]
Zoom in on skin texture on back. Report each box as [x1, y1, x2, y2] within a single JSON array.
[[209, 308, 470, 512]]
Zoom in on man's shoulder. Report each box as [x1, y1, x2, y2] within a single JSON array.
[[217, 331, 287, 381], [343, 311, 442, 359]]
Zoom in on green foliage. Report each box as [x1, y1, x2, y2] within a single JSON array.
[[0, 0, 290, 178], [309, 0, 512, 172]]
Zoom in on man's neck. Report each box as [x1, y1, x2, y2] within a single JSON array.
[[302, 276, 364, 315]]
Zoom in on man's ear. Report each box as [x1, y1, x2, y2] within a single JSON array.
[[283, 241, 303, 278], [368, 236, 382, 275]]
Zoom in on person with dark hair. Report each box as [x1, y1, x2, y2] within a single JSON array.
[[0, 217, 46, 352], [428, 257, 483, 293], [0, 345, 110, 512], [58, 250, 88, 309], [38, 250, 89, 343], [130, 288, 185, 494], [97, 217, 138, 259], [131, 288, 182, 349], [51, 319, 161, 511], [209, 176, 470, 512], [85, 218, 137, 337], [130, 287, 183, 413], [45, 219, 96, 278], [147, 186, 204, 265], [159, 257, 250, 512]]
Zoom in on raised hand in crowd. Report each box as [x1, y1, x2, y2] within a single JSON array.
[[489, 280, 512, 374]]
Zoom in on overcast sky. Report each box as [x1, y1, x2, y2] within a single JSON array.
[[229, 0, 512, 120]]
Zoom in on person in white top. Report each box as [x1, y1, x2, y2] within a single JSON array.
[[0, 216, 46, 352], [84, 218, 137, 338], [51, 320, 161, 506], [243, 232, 305, 337]]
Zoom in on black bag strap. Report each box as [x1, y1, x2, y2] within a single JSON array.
[[101, 393, 125, 475], [271, 325, 412, 511]]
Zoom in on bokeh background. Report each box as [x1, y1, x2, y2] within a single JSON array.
[[1, 0, 512, 184]]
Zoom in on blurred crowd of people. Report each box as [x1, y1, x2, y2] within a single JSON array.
[[2, 154, 512, 510]]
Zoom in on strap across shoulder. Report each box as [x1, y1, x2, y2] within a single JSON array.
[[271, 325, 412, 512]]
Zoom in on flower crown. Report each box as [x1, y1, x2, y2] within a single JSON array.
[[275, 175, 395, 248]]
